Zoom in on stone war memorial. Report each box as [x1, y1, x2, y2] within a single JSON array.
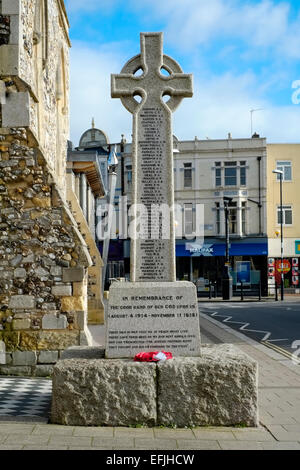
[[52, 33, 258, 428]]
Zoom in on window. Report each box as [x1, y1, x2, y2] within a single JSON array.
[[277, 205, 293, 225], [240, 161, 246, 186], [224, 162, 237, 186], [184, 203, 193, 236], [215, 162, 221, 187], [126, 165, 132, 185], [228, 202, 237, 234], [184, 163, 192, 188], [215, 161, 247, 187], [215, 202, 220, 234], [242, 201, 247, 234], [276, 161, 292, 181]]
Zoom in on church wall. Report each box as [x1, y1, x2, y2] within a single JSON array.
[[0, 1, 93, 376]]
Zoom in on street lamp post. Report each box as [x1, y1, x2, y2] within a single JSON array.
[[102, 145, 119, 294], [222, 197, 233, 300], [272, 169, 284, 301]]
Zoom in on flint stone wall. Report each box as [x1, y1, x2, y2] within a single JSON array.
[[0, 128, 91, 374], [0, 1, 93, 375], [51, 344, 258, 427]]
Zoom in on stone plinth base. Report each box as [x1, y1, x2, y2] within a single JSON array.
[[51, 344, 258, 427]]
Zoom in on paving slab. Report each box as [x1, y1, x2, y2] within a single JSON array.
[[265, 425, 300, 442], [282, 424, 300, 432], [5, 434, 51, 445], [48, 436, 92, 447], [261, 441, 300, 450], [31, 425, 74, 435], [153, 428, 196, 440], [134, 438, 178, 450], [176, 440, 221, 450], [218, 441, 264, 450], [192, 429, 236, 440], [114, 427, 155, 438], [91, 437, 135, 448], [0, 445, 24, 450], [73, 427, 114, 437], [23, 446, 69, 450]]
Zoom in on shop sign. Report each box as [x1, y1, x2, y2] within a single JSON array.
[[185, 243, 214, 256], [276, 259, 291, 274]]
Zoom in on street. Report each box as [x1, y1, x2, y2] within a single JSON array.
[[199, 301, 300, 356]]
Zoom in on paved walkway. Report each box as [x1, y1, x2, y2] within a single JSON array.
[[0, 313, 300, 450]]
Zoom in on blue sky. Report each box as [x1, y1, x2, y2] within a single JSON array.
[[64, 0, 300, 145]]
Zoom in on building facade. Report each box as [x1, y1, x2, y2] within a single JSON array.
[[96, 133, 268, 294], [0, 0, 104, 377], [267, 144, 300, 292], [174, 135, 268, 294]]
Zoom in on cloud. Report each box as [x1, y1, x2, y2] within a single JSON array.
[[69, 40, 300, 145], [129, 0, 300, 59], [69, 41, 133, 146]]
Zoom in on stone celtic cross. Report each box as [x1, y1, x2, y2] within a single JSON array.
[[111, 32, 193, 282]]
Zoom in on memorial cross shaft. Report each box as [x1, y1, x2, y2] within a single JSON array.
[[111, 32, 193, 282]]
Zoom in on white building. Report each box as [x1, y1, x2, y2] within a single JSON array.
[[86, 132, 268, 293]]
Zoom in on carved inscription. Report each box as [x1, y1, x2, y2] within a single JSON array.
[[137, 107, 169, 281], [107, 288, 200, 357]]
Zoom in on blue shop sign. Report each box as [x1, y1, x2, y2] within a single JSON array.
[[176, 240, 268, 257]]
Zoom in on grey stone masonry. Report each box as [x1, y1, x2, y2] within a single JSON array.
[[12, 351, 37, 366], [2, 0, 20, 15], [42, 314, 68, 330], [62, 267, 85, 282], [9, 295, 35, 309], [2, 92, 31, 127], [38, 351, 59, 364], [61, 346, 105, 360], [51, 285, 72, 297]]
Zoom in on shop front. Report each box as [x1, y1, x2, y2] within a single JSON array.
[[176, 238, 268, 296]]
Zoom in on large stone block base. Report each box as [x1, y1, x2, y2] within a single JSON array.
[[51, 344, 258, 427], [158, 344, 258, 427], [52, 359, 157, 426]]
